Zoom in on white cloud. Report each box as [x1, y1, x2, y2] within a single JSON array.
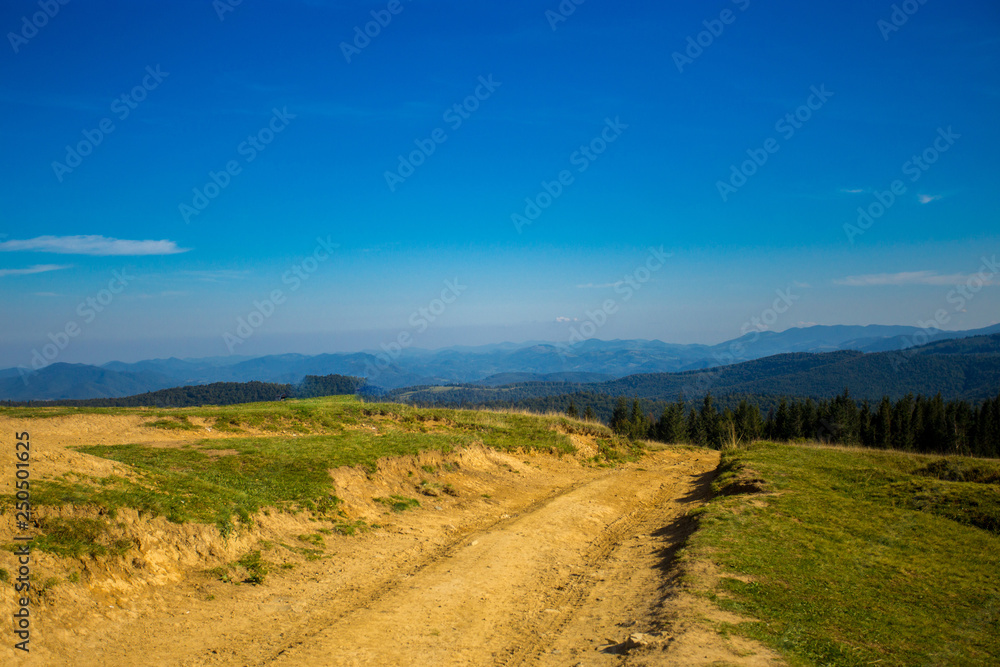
[[917, 194, 942, 204], [840, 188, 867, 194], [555, 316, 578, 323], [0, 264, 73, 278], [0, 235, 189, 256], [834, 270, 996, 287], [576, 282, 620, 289]]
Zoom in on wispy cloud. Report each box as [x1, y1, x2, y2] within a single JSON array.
[[555, 316, 578, 323], [917, 194, 943, 204], [840, 187, 867, 194], [0, 264, 73, 278], [576, 282, 620, 289], [0, 235, 189, 256], [834, 270, 996, 287]]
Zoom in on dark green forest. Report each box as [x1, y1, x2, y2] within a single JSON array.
[[0, 374, 366, 408], [3, 366, 997, 459], [595, 391, 1000, 459]]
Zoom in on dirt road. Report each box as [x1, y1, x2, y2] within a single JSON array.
[[1, 415, 780, 665], [92, 449, 740, 666], [270, 453, 712, 667]]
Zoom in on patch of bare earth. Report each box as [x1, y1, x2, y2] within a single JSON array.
[[0, 414, 781, 666]]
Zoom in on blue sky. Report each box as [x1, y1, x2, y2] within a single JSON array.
[[1, 0, 998, 366]]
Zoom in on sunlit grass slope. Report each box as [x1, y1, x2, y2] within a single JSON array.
[[8, 397, 618, 540], [686, 442, 1000, 666]]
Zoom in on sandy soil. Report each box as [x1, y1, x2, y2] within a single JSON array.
[[0, 413, 782, 666]]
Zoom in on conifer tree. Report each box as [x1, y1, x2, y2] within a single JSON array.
[[610, 397, 629, 435]]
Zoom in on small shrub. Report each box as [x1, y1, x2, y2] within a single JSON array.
[[206, 566, 233, 583], [208, 550, 270, 585], [331, 519, 368, 536], [373, 495, 420, 512], [36, 577, 61, 597], [236, 550, 268, 585], [916, 459, 1000, 485], [418, 480, 442, 496], [144, 417, 198, 431], [298, 533, 324, 548]]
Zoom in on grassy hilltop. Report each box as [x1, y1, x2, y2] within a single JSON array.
[[2, 396, 625, 549]]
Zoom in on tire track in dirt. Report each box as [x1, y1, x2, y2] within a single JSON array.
[[253, 474, 603, 666], [267, 453, 718, 667], [497, 475, 684, 666]]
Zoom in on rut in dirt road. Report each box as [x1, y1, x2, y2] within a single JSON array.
[[268, 451, 717, 667]]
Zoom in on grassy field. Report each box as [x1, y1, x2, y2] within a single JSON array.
[[5, 397, 624, 545], [685, 442, 1000, 666]]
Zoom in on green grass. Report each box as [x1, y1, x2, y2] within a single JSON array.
[[144, 416, 199, 431], [207, 549, 269, 585], [686, 442, 1000, 666], [373, 495, 420, 512], [18, 517, 132, 558], [592, 436, 643, 465], [298, 533, 325, 548], [330, 519, 369, 536], [5, 397, 613, 544]]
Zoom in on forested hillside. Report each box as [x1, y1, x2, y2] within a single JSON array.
[[602, 392, 1000, 459], [0, 374, 366, 408], [389, 334, 1000, 406]]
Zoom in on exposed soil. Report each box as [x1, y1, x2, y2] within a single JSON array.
[[0, 414, 782, 666]]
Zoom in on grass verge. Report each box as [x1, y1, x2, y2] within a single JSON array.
[[684, 442, 1000, 666]]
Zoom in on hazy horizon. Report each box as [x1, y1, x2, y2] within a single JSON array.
[[3, 320, 998, 369]]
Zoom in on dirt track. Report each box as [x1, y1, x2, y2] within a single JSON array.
[[91, 450, 768, 666], [270, 453, 712, 667], [1, 415, 781, 666]]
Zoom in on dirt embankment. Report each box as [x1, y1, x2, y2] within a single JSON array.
[[0, 414, 781, 666]]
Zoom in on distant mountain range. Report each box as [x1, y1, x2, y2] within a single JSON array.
[[2, 323, 999, 401], [391, 334, 1000, 407]]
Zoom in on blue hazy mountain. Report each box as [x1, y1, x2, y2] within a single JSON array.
[[3, 323, 999, 401]]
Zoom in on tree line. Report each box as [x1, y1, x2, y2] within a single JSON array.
[[0, 375, 366, 409], [589, 390, 1000, 458]]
